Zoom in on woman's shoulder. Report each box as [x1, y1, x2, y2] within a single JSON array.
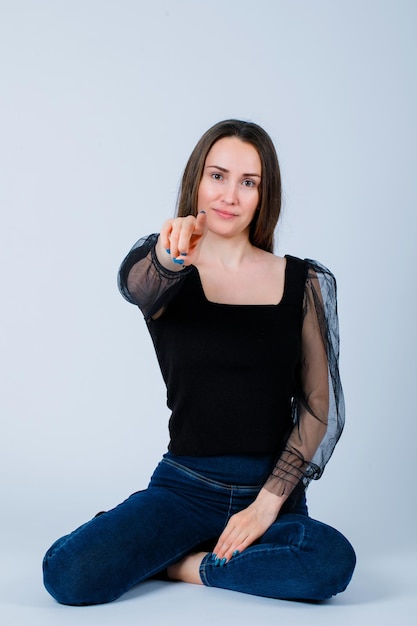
[[281, 256, 338, 303], [283, 254, 336, 279], [252, 247, 286, 272]]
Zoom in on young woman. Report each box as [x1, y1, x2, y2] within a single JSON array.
[[43, 119, 356, 605]]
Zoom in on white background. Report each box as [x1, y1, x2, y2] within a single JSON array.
[[1, 1, 416, 624]]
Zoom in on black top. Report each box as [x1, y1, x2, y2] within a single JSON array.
[[118, 234, 345, 497], [148, 260, 306, 457]]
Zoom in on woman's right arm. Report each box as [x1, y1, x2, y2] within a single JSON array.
[[118, 213, 206, 320], [117, 233, 190, 320]]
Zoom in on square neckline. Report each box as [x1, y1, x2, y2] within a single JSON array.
[[192, 255, 290, 308]]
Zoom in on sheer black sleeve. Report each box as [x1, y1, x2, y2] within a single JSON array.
[[117, 233, 192, 320], [264, 260, 345, 497]]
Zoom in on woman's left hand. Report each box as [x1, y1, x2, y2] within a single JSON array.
[[212, 488, 286, 564]]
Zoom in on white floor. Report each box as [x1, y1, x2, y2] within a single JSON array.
[[2, 535, 416, 626]]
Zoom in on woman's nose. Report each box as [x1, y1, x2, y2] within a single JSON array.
[[221, 182, 238, 204]]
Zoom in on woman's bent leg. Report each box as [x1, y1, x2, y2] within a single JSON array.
[[199, 514, 356, 601], [43, 486, 215, 606]]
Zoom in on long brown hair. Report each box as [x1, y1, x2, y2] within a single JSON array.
[[176, 119, 281, 253]]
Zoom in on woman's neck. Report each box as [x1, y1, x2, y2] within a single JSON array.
[[198, 231, 260, 270]]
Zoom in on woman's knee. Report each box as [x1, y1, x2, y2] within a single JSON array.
[[43, 537, 81, 605], [42, 534, 120, 606], [311, 523, 356, 599], [275, 516, 356, 600], [332, 530, 356, 594]]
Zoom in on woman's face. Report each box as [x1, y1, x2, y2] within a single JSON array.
[[197, 137, 261, 239]]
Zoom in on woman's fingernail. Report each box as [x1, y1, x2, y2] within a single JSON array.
[[232, 550, 240, 557], [173, 258, 184, 265], [212, 553, 217, 559], [180, 252, 188, 256], [165, 248, 171, 254], [199, 210, 206, 214], [220, 558, 227, 567], [214, 557, 220, 566]]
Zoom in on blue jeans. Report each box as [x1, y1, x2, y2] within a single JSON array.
[[43, 453, 356, 605]]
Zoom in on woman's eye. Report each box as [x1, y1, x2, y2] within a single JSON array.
[[243, 179, 255, 187], [211, 173, 223, 180]]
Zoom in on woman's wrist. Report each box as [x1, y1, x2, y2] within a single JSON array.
[[255, 487, 287, 515]]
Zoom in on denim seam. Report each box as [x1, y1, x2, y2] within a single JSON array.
[[199, 554, 213, 587], [162, 457, 262, 493], [226, 486, 234, 522]]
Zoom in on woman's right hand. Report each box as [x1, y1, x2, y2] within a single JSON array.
[[156, 211, 207, 270]]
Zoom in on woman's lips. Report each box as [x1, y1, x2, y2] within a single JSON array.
[[212, 208, 237, 219]]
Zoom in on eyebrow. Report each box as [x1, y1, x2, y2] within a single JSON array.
[[206, 165, 261, 178]]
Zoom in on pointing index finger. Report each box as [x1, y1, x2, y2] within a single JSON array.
[[194, 210, 207, 234]]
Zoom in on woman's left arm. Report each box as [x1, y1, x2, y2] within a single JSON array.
[[213, 261, 345, 563]]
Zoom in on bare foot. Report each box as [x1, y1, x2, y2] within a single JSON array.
[[167, 551, 208, 585]]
